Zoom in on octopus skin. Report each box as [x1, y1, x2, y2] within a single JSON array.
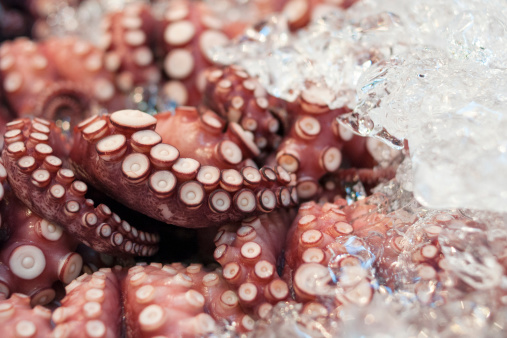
[[124, 263, 218, 337], [1, 117, 160, 256], [0, 37, 111, 126], [202, 65, 283, 157], [158, 0, 233, 106], [375, 213, 490, 305], [69, 109, 297, 228], [101, 2, 161, 93], [123, 263, 254, 335], [213, 210, 294, 317], [0, 293, 53, 338], [41, 37, 126, 114], [154, 106, 262, 169], [0, 38, 59, 117], [52, 268, 122, 338], [282, 194, 391, 307], [273, 88, 348, 200], [0, 185, 83, 306], [51, 263, 254, 337]]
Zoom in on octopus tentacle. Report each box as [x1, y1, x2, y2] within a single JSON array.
[[158, 0, 232, 106], [0, 186, 83, 306], [41, 37, 125, 112], [52, 268, 122, 338], [1, 117, 159, 256], [69, 109, 297, 228], [101, 2, 160, 93], [273, 87, 347, 200], [283, 195, 390, 306], [195, 268, 256, 333], [0, 293, 53, 338], [0, 38, 58, 117], [33, 81, 93, 129], [202, 65, 282, 156], [155, 106, 261, 167], [213, 211, 293, 317], [124, 263, 218, 337], [377, 213, 462, 304]]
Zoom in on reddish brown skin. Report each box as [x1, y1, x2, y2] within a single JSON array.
[[102, 2, 160, 93], [157, 0, 233, 106], [0, 37, 124, 125], [213, 210, 294, 317], [0, 2, 406, 334], [1, 117, 160, 256], [202, 65, 283, 158], [69, 109, 297, 228]]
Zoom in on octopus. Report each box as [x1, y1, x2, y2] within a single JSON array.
[[0, 0, 415, 336]]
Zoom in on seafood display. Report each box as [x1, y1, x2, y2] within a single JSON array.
[[0, 0, 506, 337]]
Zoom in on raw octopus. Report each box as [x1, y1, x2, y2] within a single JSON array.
[[0, 0, 413, 336]]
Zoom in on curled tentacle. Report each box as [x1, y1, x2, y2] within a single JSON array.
[[273, 87, 347, 200], [155, 106, 261, 168], [193, 267, 256, 333], [0, 38, 59, 117], [0, 293, 53, 338], [202, 65, 282, 157], [1, 117, 160, 256], [0, 185, 83, 306], [52, 268, 122, 338], [124, 263, 219, 337], [41, 37, 125, 112], [33, 81, 93, 130], [69, 109, 297, 228], [101, 2, 160, 93], [158, 0, 232, 106], [213, 211, 293, 317]]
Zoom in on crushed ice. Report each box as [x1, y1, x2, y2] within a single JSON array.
[[212, 0, 507, 213], [27, 0, 507, 336]]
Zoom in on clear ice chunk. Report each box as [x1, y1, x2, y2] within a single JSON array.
[[212, 0, 507, 212]]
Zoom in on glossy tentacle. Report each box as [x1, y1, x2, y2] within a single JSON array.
[[52, 268, 122, 338], [69, 109, 297, 228], [273, 88, 347, 200], [2, 117, 159, 255], [101, 2, 160, 93], [213, 211, 293, 317], [283, 195, 390, 306], [202, 65, 283, 158], [0, 186, 83, 306]]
